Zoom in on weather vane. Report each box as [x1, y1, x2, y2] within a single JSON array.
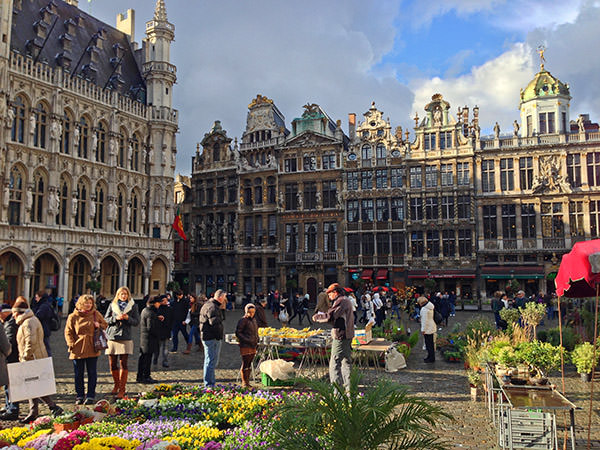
[[537, 45, 546, 69]]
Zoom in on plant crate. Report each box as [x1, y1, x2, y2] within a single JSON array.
[[261, 373, 295, 387]]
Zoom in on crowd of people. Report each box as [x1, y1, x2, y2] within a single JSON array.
[[491, 290, 558, 330]]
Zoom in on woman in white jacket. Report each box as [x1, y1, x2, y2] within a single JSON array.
[[418, 296, 436, 363]]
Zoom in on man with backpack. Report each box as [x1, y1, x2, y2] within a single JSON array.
[[418, 296, 436, 363]]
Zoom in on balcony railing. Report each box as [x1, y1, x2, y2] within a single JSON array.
[[543, 237, 566, 249]]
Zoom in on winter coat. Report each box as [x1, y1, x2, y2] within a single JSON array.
[[420, 301, 437, 335], [139, 305, 162, 353], [199, 299, 224, 341], [254, 304, 268, 328], [157, 303, 173, 340], [4, 315, 19, 364], [0, 324, 11, 386], [32, 296, 54, 339], [314, 291, 330, 313], [235, 316, 258, 349], [189, 307, 200, 327], [15, 309, 47, 361], [170, 296, 190, 323], [65, 309, 108, 360], [315, 295, 355, 340], [105, 300, 140, 341]]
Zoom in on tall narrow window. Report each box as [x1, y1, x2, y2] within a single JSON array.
[[94, 184, 104, 229], [458, 230, 472, 256], [442, 230, 455, 257], [8, 166, 24, 225], [347, 171, 359, 190], [30, 171, 45, 223], [425, 165, 438, 187], [377, 233, 389, 255], [285, 223, 298, 253], [268, 215, 277, 246], [324, 222, 337, 252], [590, 201, 600, 238], [411, 231, 424, 257], [61, 112, 72, 154], [33, 103, 48, 148], [212, 142, 220, 162], [521, 203, 536, 238], [361, 145, 372, 167], [78, 117, 89, 158], [427, 230, 440, 257], [519, 157, 534, 190], [569, 201, 584, 237], [116, 190, 124, 231], [410, 197, 423, 221], [285, 183, 298, 210], [130, 192, 139, 233], [441, 195, 454, 220], [304, 223, 317, 252], [375, 169, 387, 189], [361, 199, 374, 222], [567, 154, 581, 188], [440, 164, 453, 186], [322, 180, 337, 208], [375, 144, 386, 166], [501, 204, 516, 239], [267, 176, 276, 204], [587, 152, 600, 187], [391, 198, 404, 221], [390, 168, 403, 187], [425, 197, 438, 220], [75, 180, 87, 227], [118, 132, 127, 168], [500, 158, 514, 191], [131, 135, 140, 171], [375, 198, 389, 221], [541, 202, 564, 238], [304, 182, 316, 210], [457, 195, 470, 219], [482, 205, 497, 239], [481, 160, 495, 192], [97, 123, 106, 163], [457, 162, 470, 185], [361, 171, 373, 189], [10, 96, 26, 143], [254, 178, 263, 205], [410, 166, 422, 188], [347, 200, 359, 222], [57, 176, 69, 226]]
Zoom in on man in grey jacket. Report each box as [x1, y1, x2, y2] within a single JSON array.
[[199, 289, 227, 387], [313, 283, 354, 392]]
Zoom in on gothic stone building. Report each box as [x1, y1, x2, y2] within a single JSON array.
[[0, 0, 178, 305]]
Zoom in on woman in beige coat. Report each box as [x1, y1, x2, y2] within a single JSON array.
[[12, 297, 63, 423], [64, 294, 108, 405]]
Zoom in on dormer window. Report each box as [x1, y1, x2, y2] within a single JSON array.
[[439, 131, 452, 149], [361, 145, 372, 168]]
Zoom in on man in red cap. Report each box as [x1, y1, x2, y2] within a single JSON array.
[[313, 283, 354, 392]]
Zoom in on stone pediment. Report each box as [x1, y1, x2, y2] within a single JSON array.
[[284, 131, 337, 148]]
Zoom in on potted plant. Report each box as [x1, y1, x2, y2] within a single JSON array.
[[516, 341, 561, 380], [467, 370, 482, 401], [166, 280, 180, 293], [572, 342, 598, 382], [519, 302, 546, 340]]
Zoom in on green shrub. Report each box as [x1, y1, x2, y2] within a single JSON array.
[[538, 327, 581, 351], [464, 316, 496, 342], [571, 342, 599, 374]]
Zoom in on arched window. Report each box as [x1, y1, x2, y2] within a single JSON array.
[[116, 189, 124, 231], [254, 178, 263, 205], [33, 103, 48, 148], [213, 142, 220, 162], [129, 191, 139, 232], [30, 170, 45, 223], [71, 255, 87, 299], [118, 130, 127, 168], [10, 95, 26, 143], [61, 111, 72, 154], [78, 117, 89, 158], [8, 166, 24, 225], [376, 143, 386, 160], [57, 175, 69, 225], [361, 144, 372, 160], [75, 179, 87, 227], [97, 122, 107, 163], [94, 184, 105, 229], [131, 135, 140, 171]]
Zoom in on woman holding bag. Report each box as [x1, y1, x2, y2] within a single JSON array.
[[64, 294, 108, 405], [104, 286, 139, 398]]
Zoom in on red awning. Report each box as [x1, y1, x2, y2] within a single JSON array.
[[361, 269, 374, 280], [375, 269, 388, 280]]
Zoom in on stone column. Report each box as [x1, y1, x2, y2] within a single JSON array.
[[59, 265, 68, 313], [534, 200, 543, 249], [23, 271, 32, 300], [581, 152, 589, 188], [143, 271, 150, 297]]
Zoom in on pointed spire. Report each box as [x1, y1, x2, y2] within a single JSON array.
[[154, 0, 168, 21]]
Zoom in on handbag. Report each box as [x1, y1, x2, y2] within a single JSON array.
[[93, 328, 109, 351], [7, 357, 57, 402], [279, 309, 289, 322]]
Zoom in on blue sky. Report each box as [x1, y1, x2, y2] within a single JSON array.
[[85, 0, 600, 175]]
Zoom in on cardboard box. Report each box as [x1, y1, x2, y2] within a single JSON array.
[[352, 322, 373, 346]]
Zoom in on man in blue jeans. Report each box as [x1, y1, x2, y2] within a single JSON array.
[[199, 289, 226, 387]]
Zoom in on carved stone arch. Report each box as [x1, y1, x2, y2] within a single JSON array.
[[126, 255, 146, 297], [0, 246, 28, 269], [12, 91, 32, 107], [69, 250, 94, 267], [99, 253, 122, 298], [32, 247, 65, 268], [0, 249, 26, 303]]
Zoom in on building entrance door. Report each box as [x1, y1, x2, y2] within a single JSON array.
[[307, 277, 317, 305]]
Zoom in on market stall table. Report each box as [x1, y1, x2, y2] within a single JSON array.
[[352, 338, 394, 372]]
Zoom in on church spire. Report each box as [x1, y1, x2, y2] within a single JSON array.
[[154, 0, 168, 22]]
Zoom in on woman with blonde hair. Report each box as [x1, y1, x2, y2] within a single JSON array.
[[104, 286, 139, 398], [64, 294, 108, 404]]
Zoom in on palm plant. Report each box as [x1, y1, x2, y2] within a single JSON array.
[[269, 370, 452, 450]]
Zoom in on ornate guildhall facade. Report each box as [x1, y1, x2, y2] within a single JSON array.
[[0, 0, 178, 304]]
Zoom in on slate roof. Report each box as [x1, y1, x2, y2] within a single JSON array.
[[11, 0, 146, 102]]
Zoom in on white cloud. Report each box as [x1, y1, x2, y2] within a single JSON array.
[[409, 43, 534, 133]]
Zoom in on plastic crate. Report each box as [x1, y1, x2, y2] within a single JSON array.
[[261, 373, 295, 387]]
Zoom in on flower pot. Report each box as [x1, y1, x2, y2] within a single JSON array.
[[580, 372, 592, 382], [470, 386, 478, 402], [53, 421, 79, 433], [529, 376, 548, 386]]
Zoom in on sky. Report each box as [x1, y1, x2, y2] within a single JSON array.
[[85, 0, 600, 175]]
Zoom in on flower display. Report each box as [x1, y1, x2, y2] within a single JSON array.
[[72, 436, 140, 450], [258, 327, 322, 339], [165, 424, 223, 450]]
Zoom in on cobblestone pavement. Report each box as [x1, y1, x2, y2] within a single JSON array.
[[1, 308, 599, 449]]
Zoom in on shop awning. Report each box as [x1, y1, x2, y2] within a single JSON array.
[[348, 268, 359, 273], [375, 269, 388, 280], [481, 266, 545, 280], [407, 270, 475, 279], [361, 269, 374, 280]]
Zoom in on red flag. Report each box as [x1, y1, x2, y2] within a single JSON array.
[[172, 209, 187, 240]]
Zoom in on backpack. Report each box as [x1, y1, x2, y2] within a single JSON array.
[[433, 310, 443, 325]]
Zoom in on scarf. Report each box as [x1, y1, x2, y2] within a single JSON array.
[[111, 298, 134, 316]]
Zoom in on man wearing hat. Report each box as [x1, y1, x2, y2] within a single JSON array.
[[418, 296, 436, 363], [313, 283, 354, 392]]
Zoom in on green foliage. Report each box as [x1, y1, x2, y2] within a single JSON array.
[[538, 327, 581, 351], [407, 331, 420, 348], [519, 302, 546, 329], [423, 278, 437, 293], [464, 316, 496, 342], [466, 370, 482, 387], [500, 308, 521, 324], [515, 341, 562, 375], [166, 281, 180, 292], [285, 278, 298, 290], [270, 370, 452, 450], [0, 279, 7, 292], [85, 279, 101, 294], [506, 279, 520, 293], [571, 342, 599, 374]]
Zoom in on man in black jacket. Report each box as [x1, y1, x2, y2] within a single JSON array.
[[154, 295, 173, 368], [169, 291, 189, 353], [31, 291, 55, 356], [137, 297, 162, 383], [0, 304, 18, 420], [199, 289, 226, 387]]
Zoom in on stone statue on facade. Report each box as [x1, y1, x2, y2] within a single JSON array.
[[26, 187, 32, 210], [433, 108, 442, 126], [198, 221, 207, 244], [316, 190, 322, 207], [128, 143, 133, 166], [141, 206, 146, 224], [107, 200, 117, 221], [513, 120, 520, 137], [29, 113, 36, 135], [154, 208, 160, 224], [90, 198, 96, 219], [126, 204, 131, 224], [73, 125, 80, 148], [91, 132, 98, 153], [296, 191, 303, 210], [49, 190, 59, 213], [161, 151, 167, 166], [494, 122, 500, 138], [50, 120, 60, 140], [71, 195, 78, 217], [4, 108, 14, 129], [3, 185, 9, 209], [532, 155, 572, 194], [577, 115, 585, 132]]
